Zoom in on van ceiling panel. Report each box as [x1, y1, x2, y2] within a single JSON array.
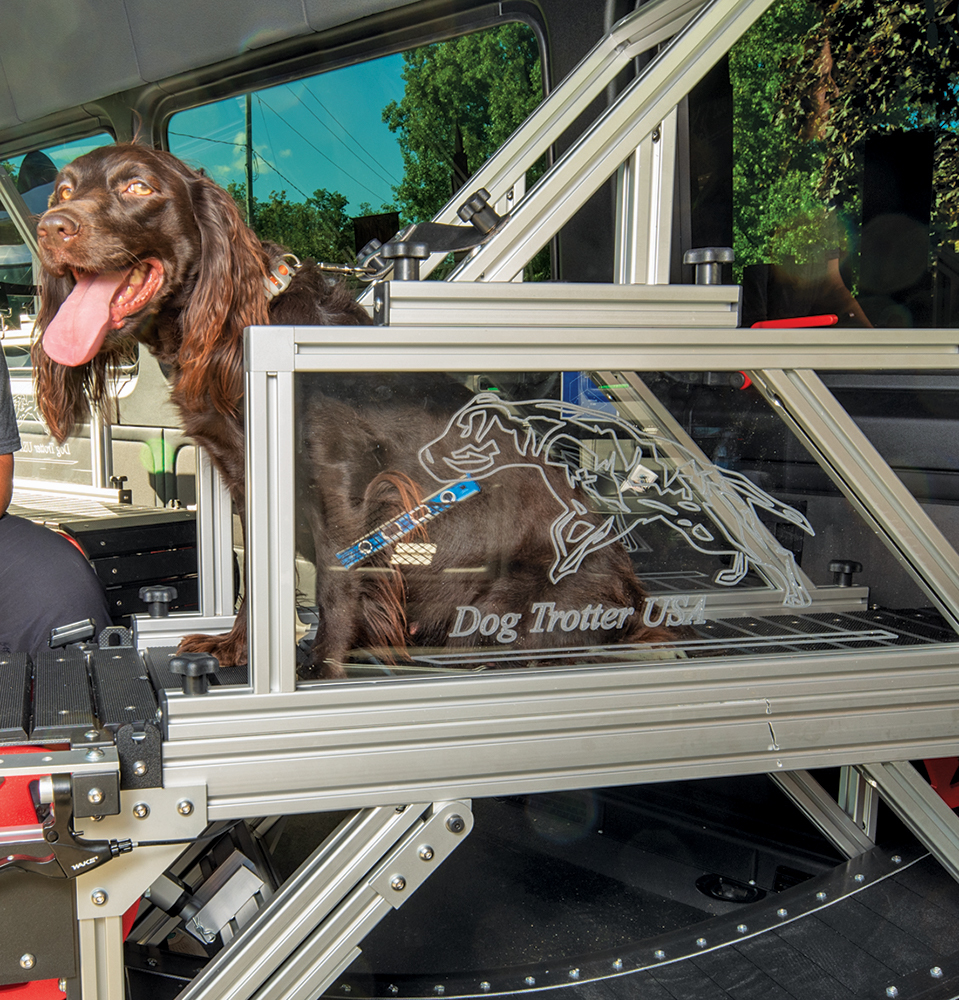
[[0, 0, 421, 132]]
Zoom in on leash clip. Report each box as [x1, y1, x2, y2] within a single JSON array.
[[264, 254, 301, 299]]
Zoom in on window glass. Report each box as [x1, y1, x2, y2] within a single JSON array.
[[290, 368, 957, 682], [167, 24, 544, 272], [0, 134, 113, 362], [730, 0, 959, 329]]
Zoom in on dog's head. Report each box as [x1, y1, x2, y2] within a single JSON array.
[[32, 143, 270, 441]]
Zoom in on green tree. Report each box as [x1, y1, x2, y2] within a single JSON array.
[[382, 23, 543, 225], [228, 183, 360, 263]]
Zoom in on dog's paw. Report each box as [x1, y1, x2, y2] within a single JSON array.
[[177, 631, 247, 667]]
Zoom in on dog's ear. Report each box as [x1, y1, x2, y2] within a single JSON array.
[[177, 173, 271, 421], [32, 271, 91, 443]]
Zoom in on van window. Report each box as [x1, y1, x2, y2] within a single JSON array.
[[167, 23, 544, 273], [728, 0, 959, 329]]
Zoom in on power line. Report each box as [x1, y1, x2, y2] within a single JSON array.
[[297, 85, 399, 190], [254, 94, 392, 205]]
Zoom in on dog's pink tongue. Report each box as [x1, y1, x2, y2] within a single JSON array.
[[42, 270, 130, 367]]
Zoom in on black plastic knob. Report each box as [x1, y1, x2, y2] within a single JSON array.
[[457, 188, 502, 234], [828, 560, 863, 587], [683, 246, 735, 285], [381, 241, 430, 281], [139, 585, 177, 618], [169, 652, 220, 695]]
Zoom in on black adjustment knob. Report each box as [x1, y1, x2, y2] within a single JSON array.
[[139, 585, 177, 618], [456, 188, 502, 235], [683, 246, 735, 285], [169, 652, 220, 696], [828, 560, 863, 587], [381, 241, 430, 281]]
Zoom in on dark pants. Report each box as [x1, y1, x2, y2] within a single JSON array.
[[0, 513, 113, 658]]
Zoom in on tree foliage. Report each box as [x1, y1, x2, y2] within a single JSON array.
[[382, 23, 543, 224], [731, 0, 959, 270], [229, 183, 361, 263]]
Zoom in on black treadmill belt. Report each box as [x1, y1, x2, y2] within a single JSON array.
[[0, 653, 31, 742], [31, 647, 96, 740]]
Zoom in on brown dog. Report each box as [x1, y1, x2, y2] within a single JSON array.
[[33, 143, 672, 676]]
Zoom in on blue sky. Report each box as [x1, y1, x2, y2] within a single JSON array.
[[168, 53, 407, 216]]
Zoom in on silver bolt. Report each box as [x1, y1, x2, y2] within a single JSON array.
[[388, 987, 399, 995], [87, 787, 104, 805], [891, 854, 902, 864], [177, 800, 194, 816], [931, 967, 944, 978], [816, 891, 827, 901], [84, 730, 99, 741], [418, 845, 435, 861], [91, 889, 108, 906], [737, 924, 748, 934], [777, 908, 788, 918], [133, 760, 147, 777], [85, 748, 104, 761], [569, 969, 580, 980], [390, 875, 407, 892], [612, 959, 623, 971], [58, 979, 67, 992], [133, 802, 150, 820], [854, 873, 866, 883], [480, 984, 491, 993], [525, 977, 536, 986], [654, 949, 666, 960], [19, 954, 35, 970], [434, 987, 445, 996], [886, 987, 899, 998], [696, 937, 708, 948]]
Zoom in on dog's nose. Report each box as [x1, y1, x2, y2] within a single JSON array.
[[37, 211, 80, 242]]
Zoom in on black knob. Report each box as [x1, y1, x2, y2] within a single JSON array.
[[381, 240, 430, 281], [139, 585, 177, 618], [169, 652, 220, 695], [457, 188, 502, 235], [683, 246, 735, 285], [828, 560, 862, 587]]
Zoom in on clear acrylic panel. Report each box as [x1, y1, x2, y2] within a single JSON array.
[[291, 367, 959, 681]]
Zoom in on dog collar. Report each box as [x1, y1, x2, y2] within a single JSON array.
[[264, 254, 301, 299]]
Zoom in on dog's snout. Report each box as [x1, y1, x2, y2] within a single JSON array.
[[37, 211, 80, 242]]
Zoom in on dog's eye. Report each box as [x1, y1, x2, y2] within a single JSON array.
[[57, 184, 75, 202], [124, 180, 154, 197]]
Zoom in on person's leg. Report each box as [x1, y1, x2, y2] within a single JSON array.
[[0, 513, 113, 657]]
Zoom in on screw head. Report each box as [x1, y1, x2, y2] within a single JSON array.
[[931, 967, 944, 978], [569, 969, 580, 980], [58, 978, 67, 992], [418, 845, 435, 861], [886, 987, 899, 998], [654, 949, 666, 960], [612, 959, 623, 971], [525, 977, 536, 986], [777, 908, 788, 918], [696, 937, 708, 948], [87, 787, 104, 805], [854, 873, 866, 883], [816, 891, 827, 901], [737, 924, 748, 934], [84, 730, 99, 741], [19, 954, 35, 970], [390, 875, 407, 892], [133, 760, 147, 777], [177, 800, 194, 816], [480, 983, 491, 993], [133, 802, 150, 819], [91, 889, 108, 906], [85, 748, 104, 761], [446, 814, 466, 834]]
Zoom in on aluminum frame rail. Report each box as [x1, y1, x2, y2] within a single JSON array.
[[172, 801, 473, 1000], [354, 0, 714, 291], [445, 0, 775, 283]]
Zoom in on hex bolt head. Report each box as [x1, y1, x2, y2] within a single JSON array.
[[87, 787, 104, 805], [19, 954, 35, 970], [177, 800, 195, 816], [390, 875, 407, 892], [446, 814, 466, 835], [91, 889, 108, 906], [133, 760, 147, 777], [418, 845, 435, 861], [133, 802, 150, 820]]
